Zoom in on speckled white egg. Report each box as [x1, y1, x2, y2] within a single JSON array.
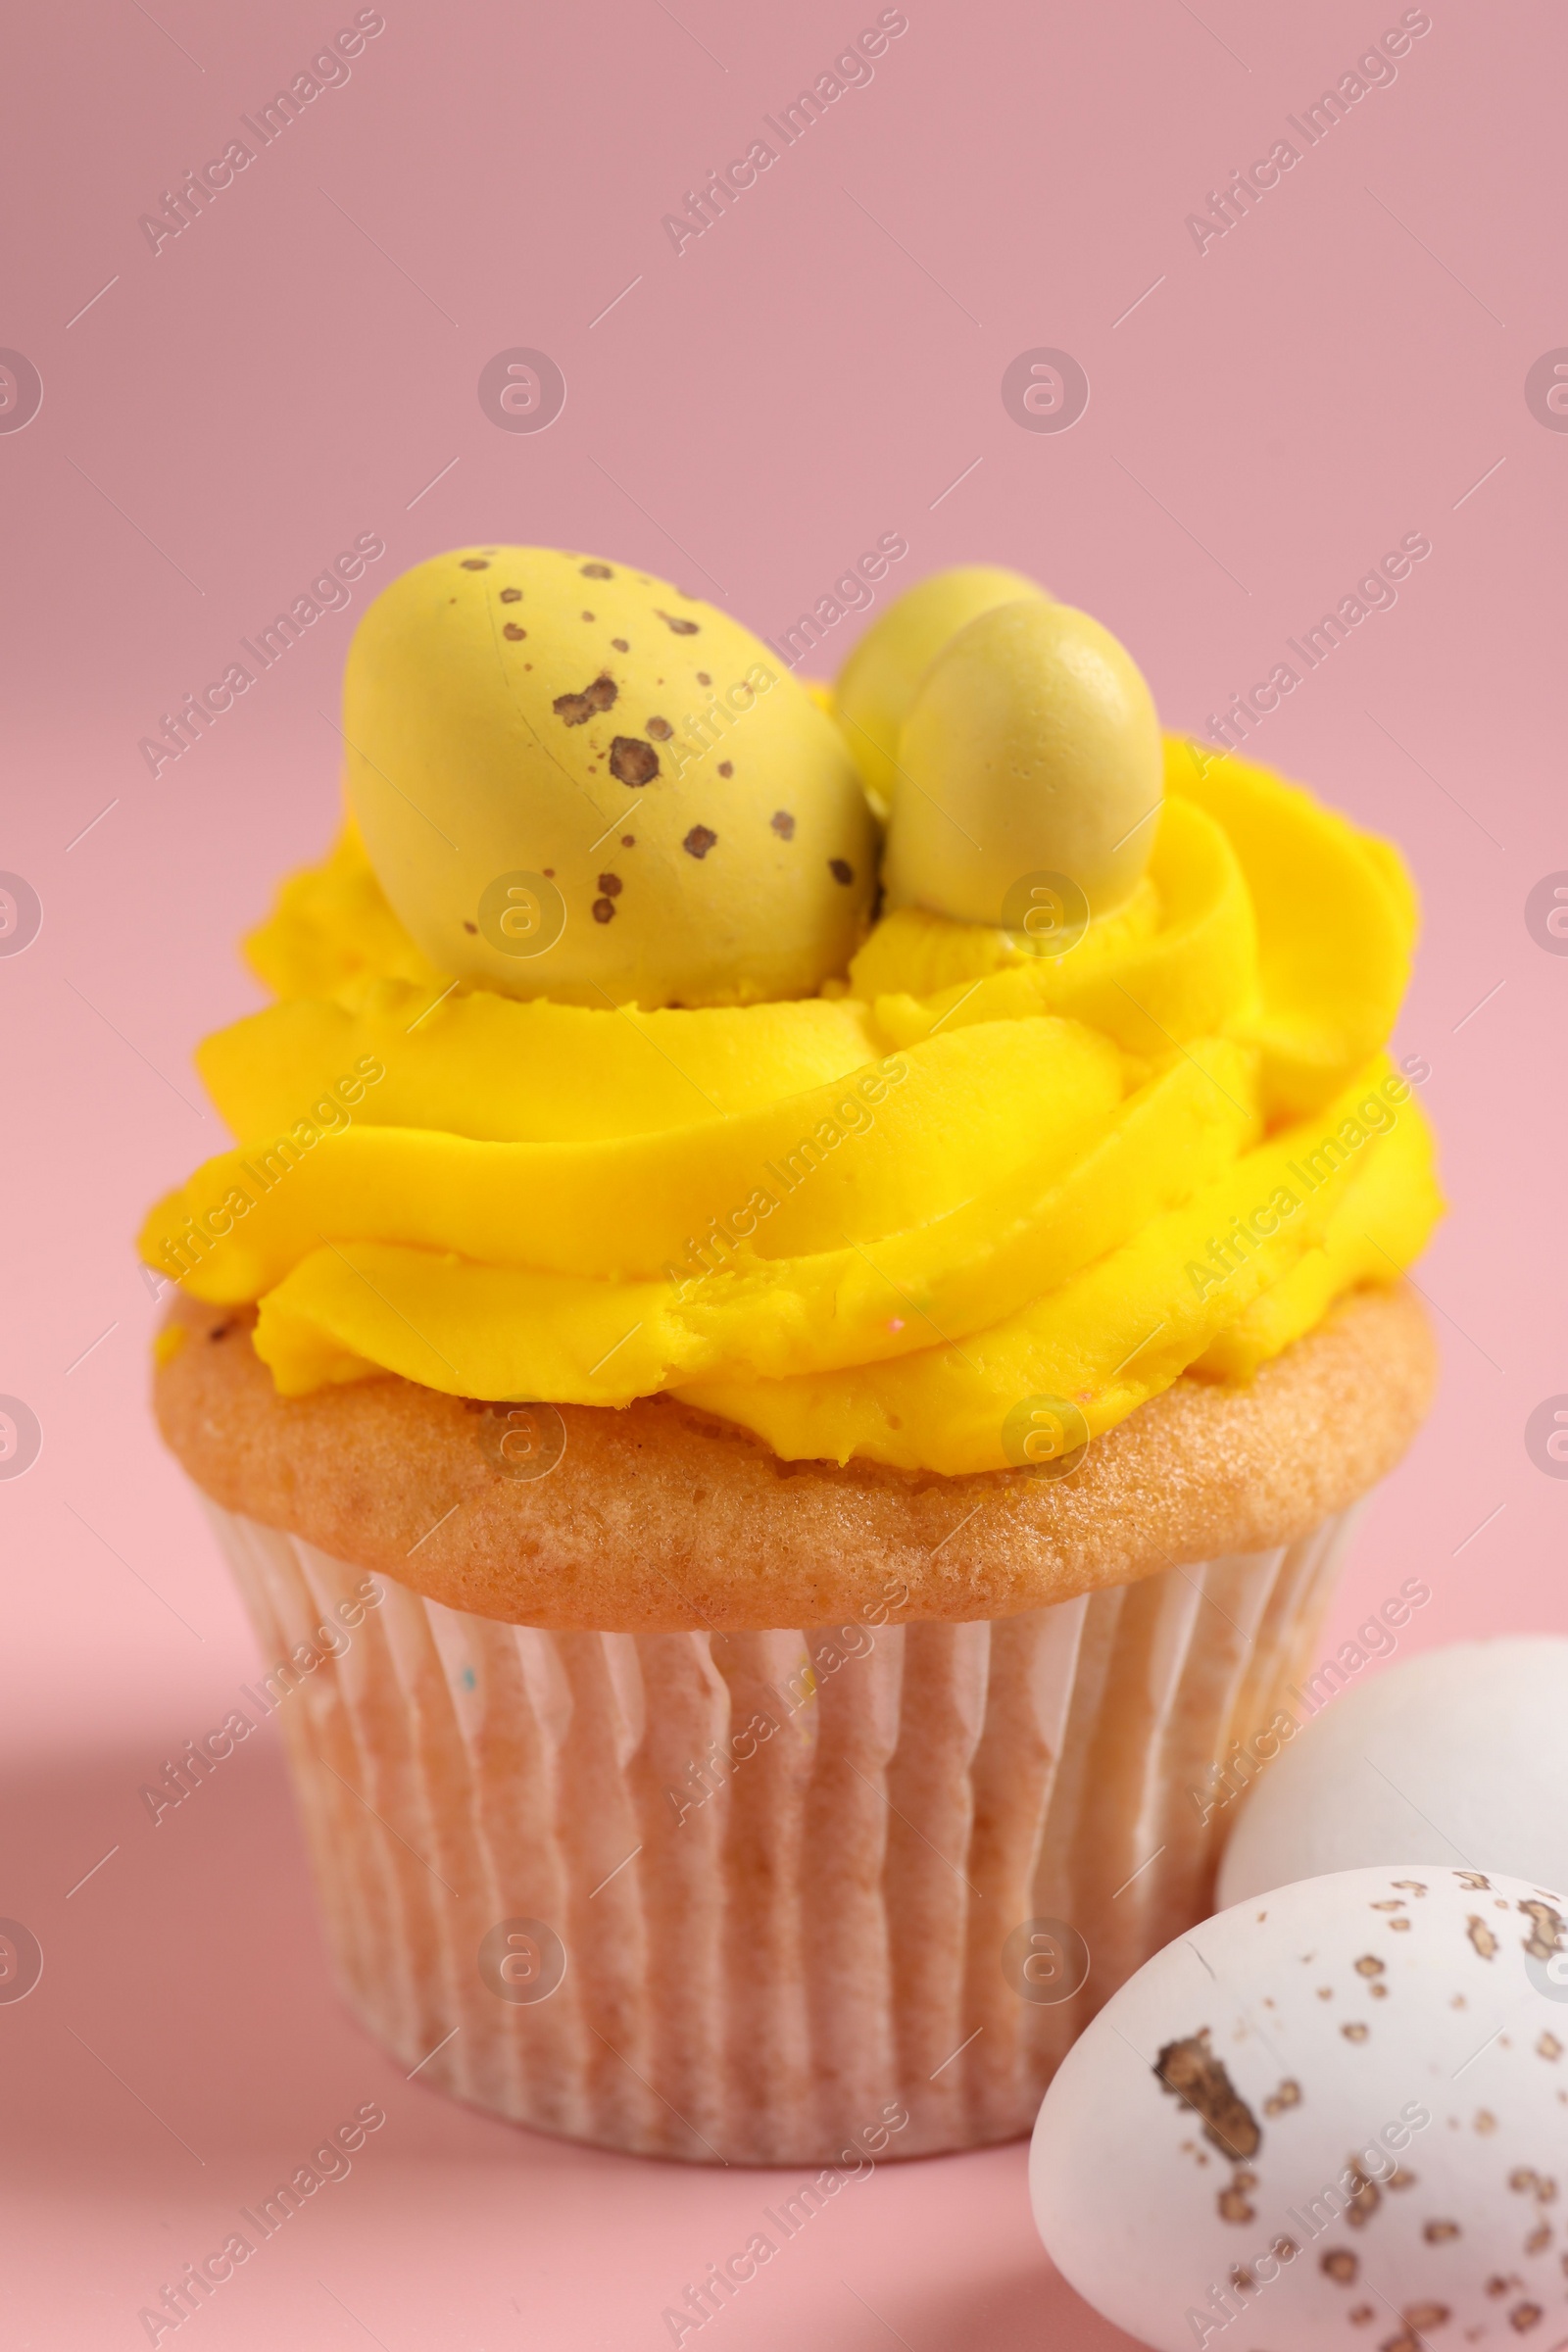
[[1219, 1640, 1568, 1909], [1031, 1864, 1568, 2351]]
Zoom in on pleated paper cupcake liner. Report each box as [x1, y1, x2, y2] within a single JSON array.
[[204, 1496, 1354, 2165]]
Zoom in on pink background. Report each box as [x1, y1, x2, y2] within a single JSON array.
[[3, 0, 1566, 2342]]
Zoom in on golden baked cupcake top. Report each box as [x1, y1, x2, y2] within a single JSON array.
[[141, 549, 1442, 1477]]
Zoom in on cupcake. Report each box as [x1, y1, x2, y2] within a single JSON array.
[[142, 549, 1442, 2165]]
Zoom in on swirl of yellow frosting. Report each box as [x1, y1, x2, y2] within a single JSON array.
[[141, 738, 1441, 1475]]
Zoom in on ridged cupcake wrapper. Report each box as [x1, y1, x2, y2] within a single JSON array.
[[204, 1497, 1354, 2165]]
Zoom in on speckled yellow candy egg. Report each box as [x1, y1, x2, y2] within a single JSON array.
[[833, 564, 1049, 813], [882, 598, 1162, 929], [344, 548, 878, 1007]]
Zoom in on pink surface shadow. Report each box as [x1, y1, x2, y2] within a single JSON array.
[[0, 1726, 1136, 2350]]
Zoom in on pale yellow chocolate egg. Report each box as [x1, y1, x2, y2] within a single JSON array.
[[833, 564, 1050, 814], [881, 599, 1162, 932], [344, 548, 877, 1007]]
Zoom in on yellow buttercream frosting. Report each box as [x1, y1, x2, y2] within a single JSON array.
[[141, 738, 1442, 1474]]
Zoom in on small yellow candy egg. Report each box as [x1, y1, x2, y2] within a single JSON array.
[[344, 548, 878, 1008], [882, 599, 1162, 932], [833, 564, 1050, 814]]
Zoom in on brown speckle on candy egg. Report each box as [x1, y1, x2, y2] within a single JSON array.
[[1153, 2033, 1260, 2160], [1521, 1902, 1563, 1960], [553, 675, 617, 726], [345, 545, 876, 1008], [609, 736, 660, 787]]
